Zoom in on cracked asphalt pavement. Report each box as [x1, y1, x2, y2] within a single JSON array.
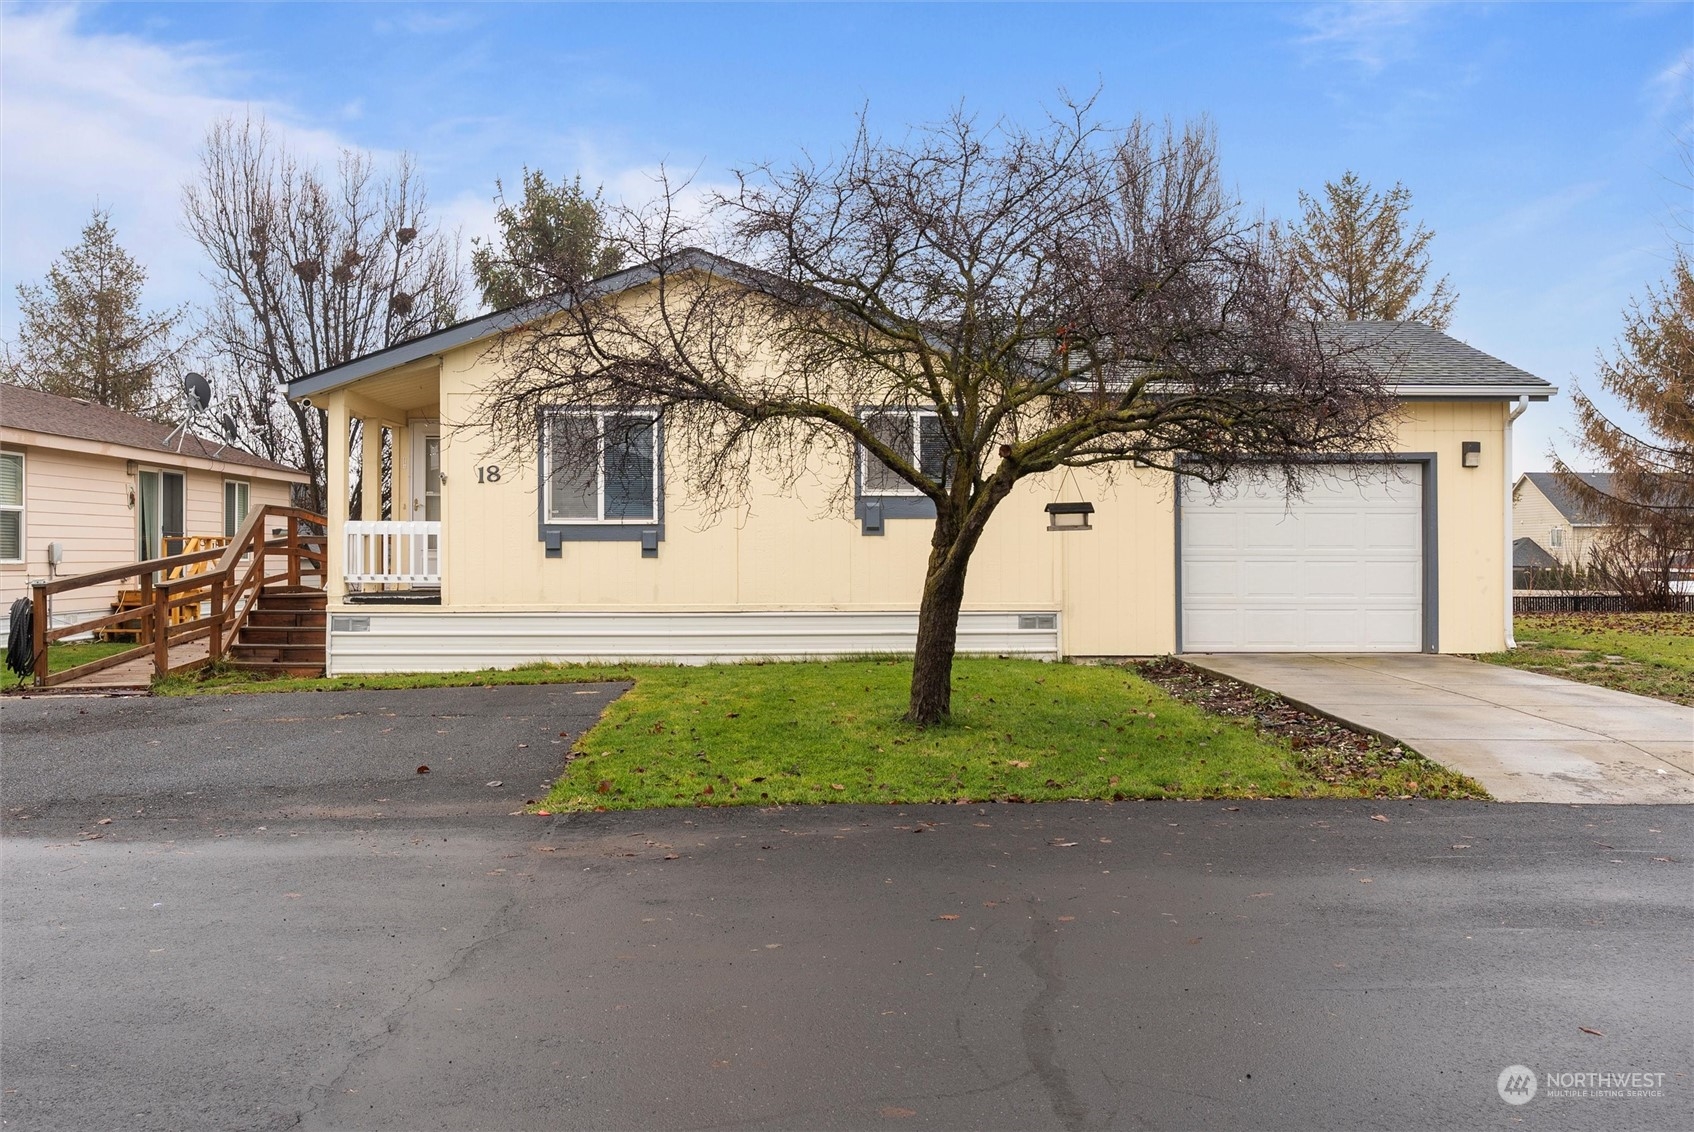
[[3, 685, 1692, 1131]]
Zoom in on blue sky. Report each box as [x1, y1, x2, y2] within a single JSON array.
[[3, 2, 1689, 470]]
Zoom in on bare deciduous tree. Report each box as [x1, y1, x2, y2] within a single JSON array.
[[473, 105, 1400, 724], [183, 115, 464, 512]]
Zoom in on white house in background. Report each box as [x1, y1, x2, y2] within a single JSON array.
[[0, 385, 308, 632]]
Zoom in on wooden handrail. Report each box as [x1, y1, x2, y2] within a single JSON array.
[[36, 545, 229, 596], [30, 505, 326, 687]]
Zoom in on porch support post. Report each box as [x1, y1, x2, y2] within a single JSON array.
[[324, 392, 350, 604], [360, 416, 383, 526]]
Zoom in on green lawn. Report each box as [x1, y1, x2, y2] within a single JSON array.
[[1479, 613, 1694, 706], [537, 657, 1479, 811], [2, 639, 135, 678]]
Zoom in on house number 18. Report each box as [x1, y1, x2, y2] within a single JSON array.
[[476, 465, 501, 483]]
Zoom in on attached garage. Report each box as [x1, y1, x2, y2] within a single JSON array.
[[1179, 461, 1433, 653]]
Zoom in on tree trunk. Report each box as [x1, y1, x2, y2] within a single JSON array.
[[907, 544, 970, 725]]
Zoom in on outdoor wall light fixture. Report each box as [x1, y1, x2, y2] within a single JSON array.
[[1045, 501, 1095, 531], [1462, 441, 1482, 469]]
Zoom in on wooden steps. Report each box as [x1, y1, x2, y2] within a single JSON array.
[[225, 587, 327, 677]]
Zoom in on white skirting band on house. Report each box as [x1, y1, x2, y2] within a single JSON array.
[[325, 610, 1061, 675]]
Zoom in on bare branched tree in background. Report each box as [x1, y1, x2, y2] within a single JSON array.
[[471, 169, 623, 311], [1276, 171, 1456, 328], [2, 208, 192, 418], [472, 104, 1400, 724], [1554, 249, 1694, 607], [183, 115, 464, 512]]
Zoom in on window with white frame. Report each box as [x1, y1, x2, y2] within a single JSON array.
[[1549, 527, 1564, 549], [0, 451, 22, 563], [223, 479, 251, 537], [859, 410, 947, 496], [545, 410, 659, 523]]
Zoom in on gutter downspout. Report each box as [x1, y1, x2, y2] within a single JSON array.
[[1504, 396, 1530, 648]]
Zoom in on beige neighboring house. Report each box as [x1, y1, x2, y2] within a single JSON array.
[[282, 252, 1557, 675], [1512, 472, 1614, 569], [1, 385, 308, 633]]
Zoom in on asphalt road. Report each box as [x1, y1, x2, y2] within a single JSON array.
[[2, 686, 1691, 1132]]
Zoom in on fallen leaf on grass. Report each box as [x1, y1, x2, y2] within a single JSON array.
[[831, 784, 845, 791], [1006, 760, 1031, 769], [1579, 1026, 1604, 1037]]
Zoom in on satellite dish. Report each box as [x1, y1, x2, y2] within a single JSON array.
[[184, 372, 212, 412], [219, 413, 239, 443]]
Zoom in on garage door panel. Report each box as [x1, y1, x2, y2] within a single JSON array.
[[1365, 610, 1422, 647], [1364, 560, 1421, 597], [1304, 610, 1368, 649], [1302, 561, 1365, 599], [1181, 466, 1423, 653], [1241, 610, 1302, 649], [1183, 561, 1240, 598], [1242, 514, 1301, 548], [1183, 512, 1241, 550], [1242, 561, 1301, 597], [1302, 512, 1371, 549], [1365, 512, 1421, 549]]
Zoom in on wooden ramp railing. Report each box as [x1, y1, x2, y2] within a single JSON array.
[[29, 507, 326, 689]]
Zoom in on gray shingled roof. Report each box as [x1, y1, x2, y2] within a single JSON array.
[[0, 385, 306, 477], [1521, 471, 1616, 525], [289, 252, 1556, 400], [1513, 537, 1561, 570], [1318, 321, 1554, 394]]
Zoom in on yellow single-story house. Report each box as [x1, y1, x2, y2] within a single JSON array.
[[0, 385, 307, 632], [288, 257, 1554, 675]]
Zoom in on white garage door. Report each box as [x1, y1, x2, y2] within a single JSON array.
[[1181, 466, 1424, 652]]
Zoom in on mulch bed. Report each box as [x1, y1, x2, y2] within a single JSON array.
[[1133, 657, 1481, 796]]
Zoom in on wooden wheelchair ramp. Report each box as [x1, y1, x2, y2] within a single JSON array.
[[25, 507, 327, 693]]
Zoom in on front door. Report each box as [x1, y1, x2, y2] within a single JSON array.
[[138, 470, 186, 559], [411, 426, 441, 580]]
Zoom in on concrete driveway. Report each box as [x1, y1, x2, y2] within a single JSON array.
[[1184, 653, 1694, 804]]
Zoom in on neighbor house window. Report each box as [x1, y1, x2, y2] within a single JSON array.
[[223, 479, 251, 537], [859, 410, 946, 496], [545, 410, 659, 523], [1549, 527, 1564, 549], [0, 451, 22, 563]]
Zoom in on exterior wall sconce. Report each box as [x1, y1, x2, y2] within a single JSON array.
[[1461, 441, 1482, 469], [1045, 501, 1094, 530], [124, 459, 138, 475]]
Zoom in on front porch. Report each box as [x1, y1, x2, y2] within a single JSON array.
[[317, 361, 445, 604]]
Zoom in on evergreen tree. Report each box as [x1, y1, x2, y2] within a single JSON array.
[[3, 209, 190, 416], [471, 169, 623, 311], [1278, 171, 1456, 328]]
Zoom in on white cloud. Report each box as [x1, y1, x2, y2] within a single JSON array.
[[1296, 2, 1436, 73], [0, 8, 353, 334], [1646, 44, 1693, 118]]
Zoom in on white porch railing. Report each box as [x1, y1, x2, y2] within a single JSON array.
[[345, 521, 441, 585]]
